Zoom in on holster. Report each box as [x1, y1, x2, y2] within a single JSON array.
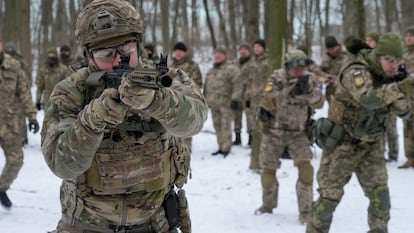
[[162, 188, 180, 230]]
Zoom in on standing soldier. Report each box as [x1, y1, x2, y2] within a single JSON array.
[[170, 41, 203, 151], [399, 26, 414, 169], [365, 32, 399, 162], [255, 50, 324, 224], [0, 39, 39, 209], [35, 48, 70, 110], [234, 43, 255, 146], [249, 39, 268, 170], [307, 32, 413, 233], [41, 1, 208, 232], [320, 36, 350, 104], [60, 45, 76, 68], [204, 48, 242, 157]]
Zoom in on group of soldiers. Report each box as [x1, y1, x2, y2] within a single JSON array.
[[1, 0, 414, 233]]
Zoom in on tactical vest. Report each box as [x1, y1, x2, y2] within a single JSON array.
[[77, 68, 172, 196], [328, 60, 387, 142]]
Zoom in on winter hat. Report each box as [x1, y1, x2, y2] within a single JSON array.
[[406, 26, 414, 35], [325, 36, 340, 49], [47, 47, 58, 56], [60, 44, 71, 52], [365, 32, 380, 43], [173, 42, 187, 52], [253, 39, 266, 49], [4, 42, 17, 54], [239, 42, 252, 51], [375, 32, 404, 58]]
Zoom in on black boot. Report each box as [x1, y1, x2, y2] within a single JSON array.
[[211, 150, 222, 156], [0, 191, 12, 208], [233, 133, 241, 145], [248, 134, 252, 146]]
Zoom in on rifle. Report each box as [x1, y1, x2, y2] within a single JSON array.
[[86, 53, 172, 90]]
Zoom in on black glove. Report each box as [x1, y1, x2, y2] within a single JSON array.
[[290, 75, 310, 96], [258, 107, 273, 121], [36, 102, 42, 111], [230, 100, 240, 111], [28, 119, 40, 134], [245, 100, 251, 108]]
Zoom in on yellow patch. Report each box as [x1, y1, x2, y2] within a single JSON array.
[[265, 83, 273, 92], [355, 76, 365, 87]]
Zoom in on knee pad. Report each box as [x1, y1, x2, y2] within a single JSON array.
[[371, 185, 390, 216], [298, 161, 314, 185], [261, 168, 276, 188], [313, 198, 338, 221]]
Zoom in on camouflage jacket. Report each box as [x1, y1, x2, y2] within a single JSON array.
[[0, 54, 36, 136], [262, 69, 324, 132], [403, 45, 414, 73], [320, 49, 350, 75], [239, 56, 258, 102], [169, 57, 203, 89], [203, 61, 242, 109], [40, 66, 208, 226], [35, 62, 70, 105], [328, 52, 411, 142]]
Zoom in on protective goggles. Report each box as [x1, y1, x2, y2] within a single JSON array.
[[92, 40, 137, 59], [285, 59, 309, 69]]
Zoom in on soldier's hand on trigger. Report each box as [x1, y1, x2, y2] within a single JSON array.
[[81, 88, 128, 131], [28, 118, 40, 133], [118, 78, 156, 110]]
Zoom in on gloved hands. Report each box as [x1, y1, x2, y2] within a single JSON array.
[[398, 76, 414, 95], [290, 75, 310, 96], [28, 118, 40, 133], [258, 107, 274, 121], [36, 102, 42, 111], [81, 88, 128, 131], [118, 78, 156, 110], [230, 100, 240, 111]]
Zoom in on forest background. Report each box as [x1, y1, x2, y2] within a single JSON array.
[[1, 0, 413, 76]]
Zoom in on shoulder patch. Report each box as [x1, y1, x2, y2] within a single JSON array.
[[352, 70, 365, 87], [265, 82, 273, 92]]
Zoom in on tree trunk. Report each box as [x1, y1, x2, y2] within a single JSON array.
[[382, 0, 396, 32], [3, 0, 18, 44], [267, 0, 286, 73], [20, 0, 32, 75], [213, 0, 230, 53], [171, 0, 180, 48], [228, 0, 237, 57], [160, 0, 170, 52], [400, 0, 414, 33], [244, 0, 259, 43], [203, 0, 217, 49], [191, 0, 200, 49], [181, 0, 190, 45], [40, 0, 53, 61]]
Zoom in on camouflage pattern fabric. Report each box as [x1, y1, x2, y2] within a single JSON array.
[[41, 66, 208, 228], [385, 112, 398, 160], [258, 68, 324, 218], [35, 62, 70, 107], [0, 54, 37, 191], [240, 55, 258, 134], [249, 53, 268, 169], [320, 50, 350, 103], [307, 54, 411, 233], [203, 61, 242, 152], [402, 46, 414, 161]]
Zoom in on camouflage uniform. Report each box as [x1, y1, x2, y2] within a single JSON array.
[[307, 33, 411, 233], [320, 49, 349, 103], [204, 56, 242, 154], [248, 52, 268, 169], [400, 43, 414, 167], [35, 56, 70, 109], [0, 53, 38, 200], [169, 55, 203, 151], [257, 52, 324, 222], [40, 1, 208, 233]]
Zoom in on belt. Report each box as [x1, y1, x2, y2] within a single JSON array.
[[63, 217, 153, 233]]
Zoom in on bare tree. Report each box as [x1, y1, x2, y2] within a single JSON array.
[[267, 0, 286, 73], [400, 0, 414, 32], [213, 0, 230, 53], [203, 0, 217, 49], [243, 0, 259, 43], [228, 0, 238, 56], [20, 0, 31, 74], [160, 0, 170, 52]]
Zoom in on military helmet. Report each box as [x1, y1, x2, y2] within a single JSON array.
[[75, 0, 143, 51], [284, 49, 309, 69]]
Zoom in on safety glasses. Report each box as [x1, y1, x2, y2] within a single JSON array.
[[92, 40, 137, 59]]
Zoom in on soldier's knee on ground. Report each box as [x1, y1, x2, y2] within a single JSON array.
[[261, 168, 276, 188], [313, 198, 338, 221], [370, 185, 390, 217], [297, 161, 314, 185]]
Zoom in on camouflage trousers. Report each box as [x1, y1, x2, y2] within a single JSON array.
[[306, 139, 390, 233], [0, 134, 24, 191], [403, 113, 414, 160], [179, 137, 192, 152], [385, 112, 398, 160], [211, 106, 233, 152], [259, 130, 314, 216], [248, 103, 262, 169], [233, 105, 243, 134]]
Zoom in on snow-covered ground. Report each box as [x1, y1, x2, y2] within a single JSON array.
[[1, 101, 414, 233]]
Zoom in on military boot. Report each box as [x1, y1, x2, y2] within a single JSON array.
[[0, 191, 12, 208], [232, 132, 241, 145], [398, 159, 414, 169]]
